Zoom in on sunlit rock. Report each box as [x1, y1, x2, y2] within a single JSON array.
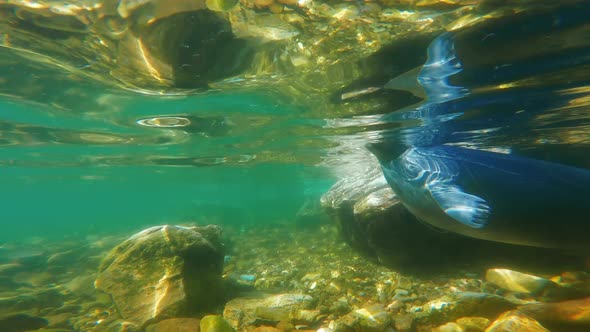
[[455, 317, 490, 331], [433, 322, 464, 332], [95, 224, 225, 328], [200, 315, 234, 332], [413, 292, 517, 326], [485, 310, 549, 332], [485, 269, 556, 296], [223, 293, 315, 330], [333, 304, 391, 332]]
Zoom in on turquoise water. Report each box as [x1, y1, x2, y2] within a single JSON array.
[[0, 91, 335, 240]]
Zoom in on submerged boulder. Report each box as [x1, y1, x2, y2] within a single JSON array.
[[485, 310, 549, 332], [518, 297, 590, 329], [321, 161, 588, 271], [320, 163, 483, 269], [95, 224, 225, 328]]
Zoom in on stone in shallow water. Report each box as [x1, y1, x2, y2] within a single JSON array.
[[333, 304, 391, 332], [455, 317, 490, 332], [485, 269, 555, 295], [484, 310, 549, 332], [434, 322, 464, 332], [146, 318, 201, 332], [200, 315, 233, 332], [413, 292, 517, 326], [517, 297, 590, 327], [95, 224, 225, 328], [223, 293, 314, 331]]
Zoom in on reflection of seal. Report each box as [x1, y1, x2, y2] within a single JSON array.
[[368, 143, 590, 250]]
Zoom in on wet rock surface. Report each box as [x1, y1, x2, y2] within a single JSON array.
[[145, 318, 201, 332], [95, 224, 225, 328], [223, 293, 315, 330]]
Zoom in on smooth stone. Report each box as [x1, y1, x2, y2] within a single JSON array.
[[485, 310, 549, 332], [95, 225, 225, 328], [329, 297, 351, 316], [289, 309, 319, 325], [518, 297, 590, 326], [456, 317, 490, 332], [351, 304, 391, 331], [413, 292, 516, 325], [223, 293, 314, 331], [393, 313, 414, 331], [200, 315, 233, 332], [334, 304, 390, 331], [485, 269, 555, 295], [146, 318, 201, 332], [434, 322, 464, 332]]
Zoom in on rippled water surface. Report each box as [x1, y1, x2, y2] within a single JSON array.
[[1, 1, 590, 240]]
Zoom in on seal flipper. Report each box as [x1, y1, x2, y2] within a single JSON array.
[[428, 184, 491, 229]]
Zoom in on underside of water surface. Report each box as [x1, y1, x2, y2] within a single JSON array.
[[1, 0, 590, 331]]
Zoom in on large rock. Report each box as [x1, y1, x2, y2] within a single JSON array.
[[518, 297, 590, 329], [321, 162, 588, 271], [485, 269, 556, 296], [412, 292, 517, 326], [485, 311, 549, 332], [95, 225, 225, 328]]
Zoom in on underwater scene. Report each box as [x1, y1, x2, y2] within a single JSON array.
[[2, 0, 590, 331]]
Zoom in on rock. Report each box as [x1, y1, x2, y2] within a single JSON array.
[[413, 292, 517, 326], [200, 315, 233, 332], [290, 309, 320, 325], [334, 304, 391, 332], [146, 318, 201, 332], [61, 275, 98, 299], [485, 269, 556, 296], [352, 305, 391, 332], [455, 317, 490, 332], [329, 297, 352, 316], [485, 310, 549, 332], [434, 322, 464, 332], [517, 297, 590, 328], [223, 293, 315, 331], [321, 160, 588, 272], [95, 225, 225, 328], [393, 313, 414, 331]]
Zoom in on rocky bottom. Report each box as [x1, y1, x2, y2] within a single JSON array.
[[1, 222, 590, 332]]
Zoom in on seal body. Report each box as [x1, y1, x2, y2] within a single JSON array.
[[370, 143, 590, 250]]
